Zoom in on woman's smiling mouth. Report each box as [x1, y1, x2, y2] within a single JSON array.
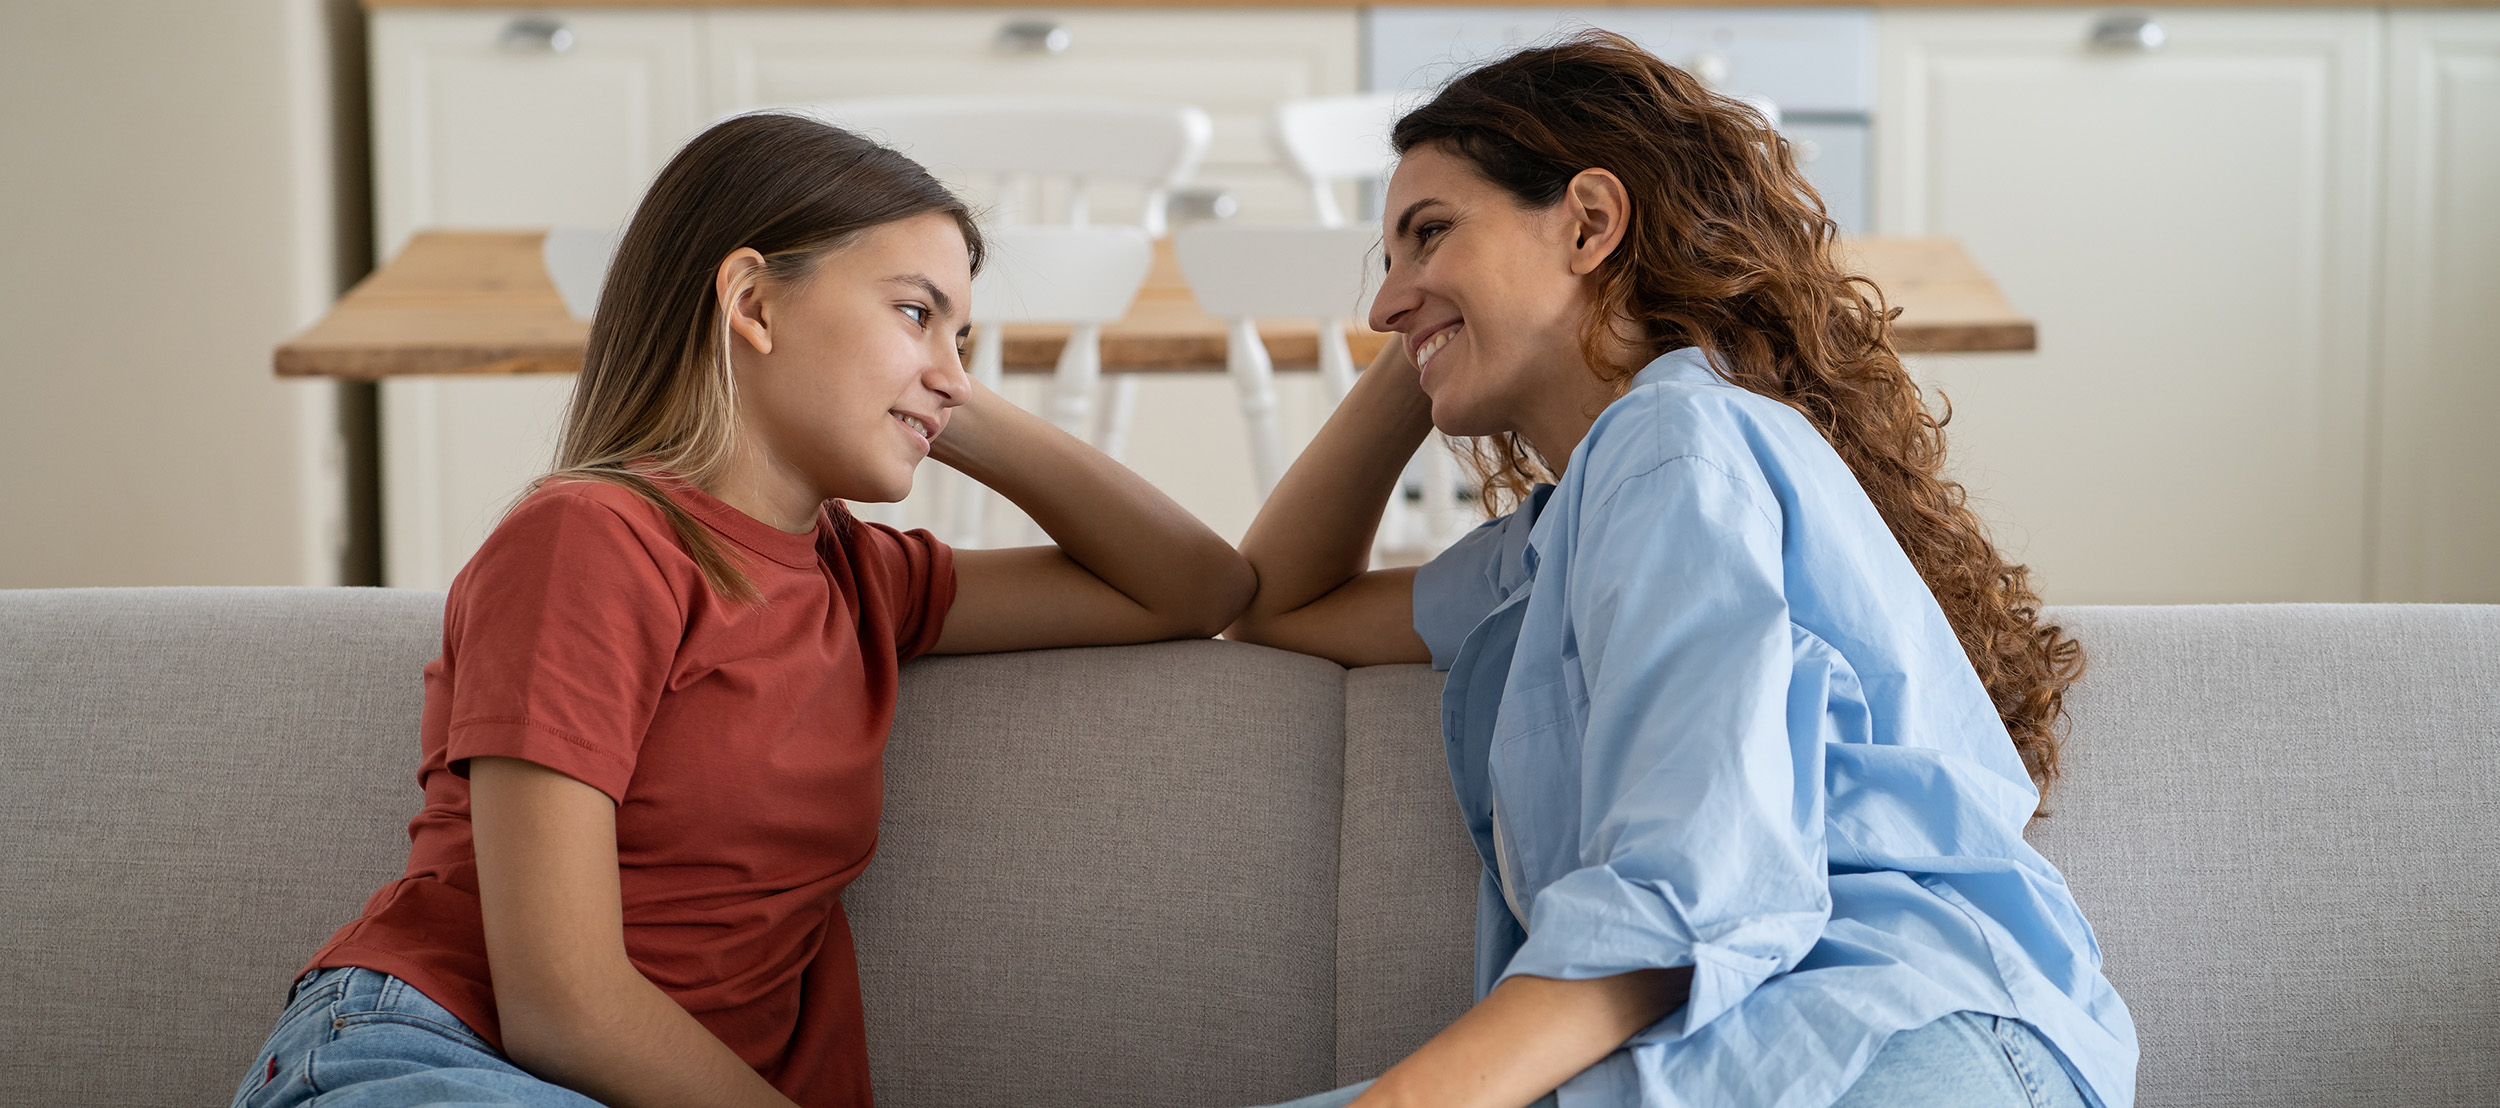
[[1413, 323, 1463, 374]]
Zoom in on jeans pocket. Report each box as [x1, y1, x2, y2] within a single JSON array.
[[1990, 1017, 2082, 1108], [332, 975, 498, 1056]]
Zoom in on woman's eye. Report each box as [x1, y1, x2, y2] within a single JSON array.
[[899, 304, 930, 327], [1416, 222, 1448, 246]]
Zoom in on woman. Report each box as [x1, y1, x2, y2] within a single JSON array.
[[231, 113, 1251, 1108], [1229, 34, 2135, 1108]]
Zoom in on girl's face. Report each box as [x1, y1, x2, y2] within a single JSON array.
[[1368, 144, 1633, 456], [726, 213, 974, 508]]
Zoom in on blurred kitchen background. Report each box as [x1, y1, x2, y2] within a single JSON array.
[[2, 0, 2493, 603]]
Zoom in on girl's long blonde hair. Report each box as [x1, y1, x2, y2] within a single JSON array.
[[1396, 34, 2083, 808], [537, 113, 982, 603]]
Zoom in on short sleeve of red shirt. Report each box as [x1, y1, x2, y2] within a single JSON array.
[[440, 485, 694, 803], [834, 509, 956, 662]]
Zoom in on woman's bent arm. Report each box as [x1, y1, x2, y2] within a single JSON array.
[[470, 757, 801, 1108], [1357, 970, 1691, 1108], [929, 380, 1255, 654], [1226, 340, 1436, 666]]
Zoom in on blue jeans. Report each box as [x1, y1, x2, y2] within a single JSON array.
[[1256, 1011, 2086, 1108], [230, 966, 600, 1108]]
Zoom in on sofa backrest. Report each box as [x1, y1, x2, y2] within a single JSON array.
[[4, 589, 2498, 1108], [2027, 605, 2500, 1108]]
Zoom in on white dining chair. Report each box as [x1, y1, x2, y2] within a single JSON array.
[[1270, 92, 1466, 555], [1272, 92, 1407, 228], [947, 225, 1155, 547], [1171, 223, 1381, 500], [804, 95, 1209, 474]]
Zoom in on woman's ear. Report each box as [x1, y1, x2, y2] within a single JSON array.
[[715, 247, 773, 357], [1562, 168, 1631, 276]]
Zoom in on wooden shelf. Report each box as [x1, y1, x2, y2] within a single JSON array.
[[274, 230, 2033, 380]]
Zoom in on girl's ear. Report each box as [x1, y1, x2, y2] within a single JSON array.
[[1562, 168, 1632, 277], [716, 247, 773, 356]]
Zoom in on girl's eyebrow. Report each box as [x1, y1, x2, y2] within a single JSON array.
[[884, 274, 956, 320]]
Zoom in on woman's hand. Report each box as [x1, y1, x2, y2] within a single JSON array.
[[926, 379, 1254, 654], [1225, 339, 1436, 666], [1350, 969, 1692, 1108]]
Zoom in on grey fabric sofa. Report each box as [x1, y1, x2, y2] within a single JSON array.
[[3, 588, 2496, 1108]]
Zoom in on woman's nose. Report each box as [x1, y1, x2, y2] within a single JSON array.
[[1369, 260, 1418, 334]]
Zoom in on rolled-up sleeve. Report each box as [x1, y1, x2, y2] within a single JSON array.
[[1497, 455, 1832, 1039]]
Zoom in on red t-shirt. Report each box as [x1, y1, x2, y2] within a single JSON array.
[[303, 477, 954, 1107]]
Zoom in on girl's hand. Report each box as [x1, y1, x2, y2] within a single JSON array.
[[1225, 340, 1437, 666], [926, 379, 1255, 655]]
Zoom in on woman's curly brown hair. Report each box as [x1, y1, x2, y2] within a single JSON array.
[[1395, 31, 2083, 807]]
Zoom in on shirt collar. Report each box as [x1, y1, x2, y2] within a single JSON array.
[[1629, 345, 1725, 390]]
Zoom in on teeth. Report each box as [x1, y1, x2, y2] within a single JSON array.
[[895, 413, 930, 439], [1416, 326, 1457, 367]]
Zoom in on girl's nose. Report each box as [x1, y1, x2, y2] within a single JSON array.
[[1369, 257, 1418, 335]]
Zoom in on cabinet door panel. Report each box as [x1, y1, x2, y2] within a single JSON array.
[[706, 11, 1359, 224], [1878, 10, 2380, 603], [372, 9, 701, 254], [2377, 13, 2500, 601]]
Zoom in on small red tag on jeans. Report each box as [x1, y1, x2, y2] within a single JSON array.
[[263, 1055, 278, 1085]]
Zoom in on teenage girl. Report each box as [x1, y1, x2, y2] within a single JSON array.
[[1228, 35, 2137, 1108], [230, 113, 1252, 1108]]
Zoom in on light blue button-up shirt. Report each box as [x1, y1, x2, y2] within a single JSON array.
[[1412, 348, 2136, 1108]]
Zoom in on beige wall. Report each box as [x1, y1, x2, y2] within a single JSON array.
[[0, 0, 365, 587]]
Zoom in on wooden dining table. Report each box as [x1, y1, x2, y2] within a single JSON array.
[[273, 230, 2032, 379]]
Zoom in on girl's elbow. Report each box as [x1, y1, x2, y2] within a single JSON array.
[[1173, 553, 1257, 640]]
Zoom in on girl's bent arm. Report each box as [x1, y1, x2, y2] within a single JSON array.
[[928, 380, 1254, 654], [1226, 341, 1436, 666], [470, 757, 802, 1108]]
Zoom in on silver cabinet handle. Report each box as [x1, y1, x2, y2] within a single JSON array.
[[499, 16, 575, 54], [2088, 14, 2165, 52], [996, 19, 1071, 55]]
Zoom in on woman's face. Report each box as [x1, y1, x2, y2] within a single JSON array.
[[728, 213, 973, 507], [1368, 144, 1632, 455], [1367, 145, 1589, 438]]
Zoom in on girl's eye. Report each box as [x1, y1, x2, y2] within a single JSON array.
[[1415, 222, 1448, 246], [899, 304, 930, 327]]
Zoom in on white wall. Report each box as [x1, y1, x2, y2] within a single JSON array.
[[0, 0, 361, 587]]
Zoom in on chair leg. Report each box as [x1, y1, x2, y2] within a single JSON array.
[[1049, 323, 1103, 442], [1097, 376, 1139, 462], [1226, 317, 1285, 497], [1317, 319, 1357, 406], [949, 324, 1008, 547], [1423, 433, 1463, 548]]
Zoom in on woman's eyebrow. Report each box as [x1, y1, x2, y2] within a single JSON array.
[[1394, 198, 1445, 239], [885, 274, 956, 320]]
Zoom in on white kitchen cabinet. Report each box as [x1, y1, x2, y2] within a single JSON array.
[[371, 9, 705, 586], [2375, 11, 2500, 602], [1878, 9, 2384, 604], [706, 9, 1359, 224]]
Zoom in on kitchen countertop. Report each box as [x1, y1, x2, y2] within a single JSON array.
[[272, 230, 2033, 380]]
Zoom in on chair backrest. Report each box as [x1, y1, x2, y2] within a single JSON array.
[[542, 224, 625, 320], [806, 96, 1212, 234], [970, 226, 1155, 325], [1272, 93, 1407, 226], [1171, 224, 1379, 322]]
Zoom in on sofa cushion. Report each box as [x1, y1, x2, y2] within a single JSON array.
[[0, 587, 442, 1108], [2031, 604, 2500, 1108], [1333, 663, 1477, 1086], [847, 638, 1351, 1108]]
